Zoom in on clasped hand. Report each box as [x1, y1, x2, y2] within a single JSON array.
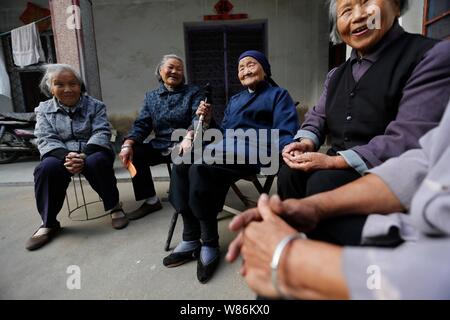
[[64, 152, 85, 174]]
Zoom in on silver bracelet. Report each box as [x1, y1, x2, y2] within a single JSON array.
[[270, 233, 306, 299], [121, 145, 133, 149]]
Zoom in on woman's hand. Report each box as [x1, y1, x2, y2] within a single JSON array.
[[282, 139, 315, 160], [178, 133, 193, 156], [64, 152, 85, 174], [227, 195, 322, 264], [119, 140, 134, 167], [239, 195, 299, 298], [283, 152, 348, 172], [196, 101, 212, 124]]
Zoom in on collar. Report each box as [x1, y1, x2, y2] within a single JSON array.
[[350, 20, 405, 63], [48, 96, 83, 113], [157, 83, 187, 95], [245, 80, 271, 94]]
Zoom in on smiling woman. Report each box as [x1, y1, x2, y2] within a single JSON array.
[[26, 63, 129, 251], [336, 0, 402, 56], [119, 54, 205, 221], [277, 0, 450, 246]]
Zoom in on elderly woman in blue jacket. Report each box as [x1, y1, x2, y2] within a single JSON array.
[[26, 64, 128, 251], [165, 51, 299, 284]]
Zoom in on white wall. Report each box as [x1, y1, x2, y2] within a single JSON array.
[[401, 0, 425, 34], [92, 0, 330, 117]]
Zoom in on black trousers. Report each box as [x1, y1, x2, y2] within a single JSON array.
[[131, 143, 171, 201], [169, 163, 258, 247], [277, 164, 366, 246], [34, 151, 119, 228]]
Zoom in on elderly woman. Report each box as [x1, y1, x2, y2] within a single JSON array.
[[26, 64, 128, 251], [278, 0, 450, 245], [227, 99, 450, 299], [119, 54, 204, 220], [164, 51, 299, 283]]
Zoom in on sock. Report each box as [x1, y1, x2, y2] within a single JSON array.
[[174, 240, 201, 253], [200, 246, 220, 265], [145, 196, 159, 205], [33, 228, 52, 237]]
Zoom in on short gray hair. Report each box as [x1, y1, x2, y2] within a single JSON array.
[[39, 63, 85, 97], [328, 0, 409, 45], [155, 54, 186, 84]]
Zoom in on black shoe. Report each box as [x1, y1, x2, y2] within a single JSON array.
[[128, 201, 162, 220], [197, 251, 221, 284], [163, 246, 200, 268]]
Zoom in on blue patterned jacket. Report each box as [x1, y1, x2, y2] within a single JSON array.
[[126, 84, 204, 150]]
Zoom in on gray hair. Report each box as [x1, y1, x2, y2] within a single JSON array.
[[39, 63, 86, 97], [155, 54, 186, 84], [328, 0, 409, 45]]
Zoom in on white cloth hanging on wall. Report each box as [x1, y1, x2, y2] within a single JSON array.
[[0, 42, 11, 98], [11, 22, 45, 68]]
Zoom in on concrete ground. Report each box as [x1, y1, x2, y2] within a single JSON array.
[[0, 157, 271, 300]]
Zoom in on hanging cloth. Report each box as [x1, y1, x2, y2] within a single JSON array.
[[11, 22, 45, 68], [0, 42, 11, 98]]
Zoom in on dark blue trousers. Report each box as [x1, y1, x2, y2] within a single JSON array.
[[131, 143, 171, 201], [34, 151, 119, 227], [277, 164, 366, 246], [169, 163, 258, 247]]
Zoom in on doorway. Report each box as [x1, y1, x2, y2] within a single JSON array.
[[185, 21, 267, 123]]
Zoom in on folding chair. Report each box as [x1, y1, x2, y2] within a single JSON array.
[[229, 174, 275, 207]]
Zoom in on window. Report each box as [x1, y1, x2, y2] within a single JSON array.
[[423, 0, 450, 40], [1, 30, 57, 112]]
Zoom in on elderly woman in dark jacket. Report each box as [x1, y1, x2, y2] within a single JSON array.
[[164, 51, 299, 284], [119, 54, 204, 220], [278, 0, 450, 245], [26, 64, 128, 251]]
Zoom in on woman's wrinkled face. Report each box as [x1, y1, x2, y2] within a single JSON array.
[[336, 0, 400, 56], [50, 71, 82, 107], [159, 58, 184, 88], [238, 57, 266, 90]]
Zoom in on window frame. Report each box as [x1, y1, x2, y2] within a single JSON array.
[[422, 0, 450, 40]]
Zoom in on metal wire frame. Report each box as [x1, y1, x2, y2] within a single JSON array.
[[65, 174, 107, 221]]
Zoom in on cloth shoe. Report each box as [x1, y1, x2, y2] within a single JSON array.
[[163, 246, 201, 268], [25, 221, 61, 251], [197, 248, 221, 284], [110, 208, 129, 230]]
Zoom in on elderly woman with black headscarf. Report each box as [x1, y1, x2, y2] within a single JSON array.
[[278, 0, 450, 246], [164, 50, 299, 283]]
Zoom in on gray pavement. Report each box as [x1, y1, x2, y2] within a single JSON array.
[[0, 157, 269, 300]]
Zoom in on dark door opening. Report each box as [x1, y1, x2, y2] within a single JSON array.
[[185, 21, 267, 123], [329, 42, 347, 71], [19, 71, 48, 112]]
